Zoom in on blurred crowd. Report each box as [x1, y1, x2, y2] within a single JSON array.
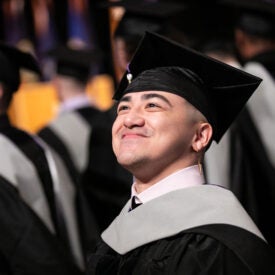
[[1, 0, 275, 274]]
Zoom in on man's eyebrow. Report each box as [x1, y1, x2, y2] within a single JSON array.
[[142, 93, 172, 106], [119, 95, 132, 103], [119, 93, 173, 106]]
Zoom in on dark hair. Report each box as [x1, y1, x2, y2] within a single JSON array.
[[237, 11, 275, 40], [0, 83, 14, 111]]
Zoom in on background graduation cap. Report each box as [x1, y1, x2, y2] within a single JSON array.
[[99, 0, 185, 18], [0, 43, 41, 93], [47, 46, 103, 84], [101, 0, 186, 53], [114, 31, 262, 142], [221, 0, 275, 39]]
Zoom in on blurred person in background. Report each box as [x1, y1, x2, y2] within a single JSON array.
[[38, 45, 131, 233], [229, 0, 275, 249], [0, 44, 88, 274], [107, 0, 187, 82], [205, 0, 275, 248], [38, 46, 104, 184]]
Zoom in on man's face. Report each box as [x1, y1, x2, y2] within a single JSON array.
[[112, 91, 202, 178]]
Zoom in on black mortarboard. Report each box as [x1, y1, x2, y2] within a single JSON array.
[[47, 46, 102, 83], [102, 0, 185, 40], [222, 0, 275, 38], [100, 0, 184, 17], [114, 32, 262, 142], [0, 43, 41, 93]]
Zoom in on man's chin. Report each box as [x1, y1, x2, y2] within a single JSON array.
[[118, 157, 146, 172]]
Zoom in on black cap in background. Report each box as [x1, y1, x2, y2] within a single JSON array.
[[101, 0, 186, 45], [0, 43, 41, 93], [114, 32, 262, 142], [221, 0, 275, 39], [100, 0, 185, 18], [47, 46, 103, 84]]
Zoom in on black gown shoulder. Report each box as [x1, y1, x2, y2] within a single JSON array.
[[0, 175, 82, 275], [88, 224, 275, 275]]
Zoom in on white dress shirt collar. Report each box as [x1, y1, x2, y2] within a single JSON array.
[[131, 165, 205, 204]]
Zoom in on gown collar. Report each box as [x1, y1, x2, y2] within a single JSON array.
[[131, 165, 205, 205], [102, 185, 264, 255]]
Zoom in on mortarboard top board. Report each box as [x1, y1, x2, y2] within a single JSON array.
[[221, 0, 275, 38], [114, 31, 262, 142], [0, 43, 41, 93], [47, 46, 102, 83]]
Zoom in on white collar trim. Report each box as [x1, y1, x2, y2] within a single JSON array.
[[102, 185, 264, 255]]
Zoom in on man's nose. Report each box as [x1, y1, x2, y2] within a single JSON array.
[[123, 110, 145, 129]]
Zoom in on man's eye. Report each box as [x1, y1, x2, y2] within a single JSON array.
[[147, 103, 159, 108], [117, 105, 129, 113]]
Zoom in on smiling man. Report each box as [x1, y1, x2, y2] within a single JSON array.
[[113, 90, 209, 191], [88, 32, 275, 274]]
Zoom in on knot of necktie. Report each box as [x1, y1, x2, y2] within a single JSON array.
[[129, 196, 142, 211]]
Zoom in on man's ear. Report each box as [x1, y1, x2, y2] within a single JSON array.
[[192, 122, 213, 152]]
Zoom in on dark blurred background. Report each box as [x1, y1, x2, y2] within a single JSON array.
[[0, 0, 237, 132]]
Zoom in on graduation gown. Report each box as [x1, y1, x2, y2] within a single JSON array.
[[0, 174, 82, 275], [38, 106, 102, 182], [88, 185, 275, 274], [204, 51, 275, 248], [0, 114, 98, 273]]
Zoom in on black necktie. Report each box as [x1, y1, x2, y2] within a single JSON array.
[[130, 196, 142, 211]]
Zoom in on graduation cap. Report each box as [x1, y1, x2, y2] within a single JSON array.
[[102, 0, 185, 40], [222, 0, 275, 38], [100, 0, 185, 17], [114, 32, 262, 142], [47, 46, 102, 83], [0, 43, 41, 93]]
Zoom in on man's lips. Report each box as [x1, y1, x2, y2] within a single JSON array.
[[121, 132, 147, 139]]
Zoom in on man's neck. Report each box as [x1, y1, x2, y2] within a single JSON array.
[[131, 165, 205, 204], [133, 161, 198, 194]]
